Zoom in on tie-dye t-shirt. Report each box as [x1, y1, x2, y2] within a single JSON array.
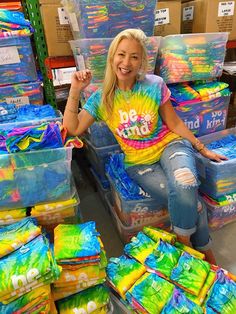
[[84, 75, 180, 167]]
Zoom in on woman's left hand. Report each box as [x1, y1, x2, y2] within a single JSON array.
[[200, 147, 228, 162]]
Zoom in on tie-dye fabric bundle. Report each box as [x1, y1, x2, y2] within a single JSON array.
[[0, 217, 41, 258], [205, 269, 236, 314], [124, 232, 159, 264], [56, 284, 110, 314], [0, 207, 26, 226], [184, 270, 216, 306], [54, 222, 101, 262], [106, 255, 146, 298], [0, 234, 61, 304], [170, 252, 211, 296], [53, 222, 107, 300], [0, 9, 33, 36], [0, 285, 52, 314], [145, 239, 182, 278], [126, 272, 175, 314], [143, 226, 177, 244], [161, 288, 203, 313]]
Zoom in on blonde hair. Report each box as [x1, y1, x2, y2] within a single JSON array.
[[101, 29, 148, 117]]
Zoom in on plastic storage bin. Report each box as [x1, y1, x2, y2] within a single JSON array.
[[0, 35, 37, 86], [84, 121, 118, 148], [0, 147, 74, 209], [90, 167, 110, 207], [174, 96, 230, 137], [0, 109, 63, 130], [107, 174, 169, 227], [158, 32, 228, 84], [203, 196, 236, 231], [84, 139, 122, 179], [195, 128, 236, 198], [105, 192, 170, 243], [63, 0, 157, 39], [0, 81, 43, 106], [70, 36, 161, 83]]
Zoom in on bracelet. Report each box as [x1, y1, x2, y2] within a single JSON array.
[[68, 93, 79, 102], [193, 139, 205, 152], [65, 106, 78, 114]]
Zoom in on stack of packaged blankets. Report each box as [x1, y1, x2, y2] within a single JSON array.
[[53, 222, 110, 313], [169, 80, 231, 137], [0, 217, 60, 313], [196, 129, 236, 230], [107, 226, 236, 313]]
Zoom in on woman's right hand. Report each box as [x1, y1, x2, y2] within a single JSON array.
[[71, 69, 92, 91]]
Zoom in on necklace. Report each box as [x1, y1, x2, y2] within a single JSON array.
[[120, 90, 133, 104]]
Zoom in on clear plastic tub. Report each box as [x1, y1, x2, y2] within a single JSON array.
[[107, 173, 168, 227], [158, 32, 228, 84], [70, 36, 161, 83], [90, 167, 110, 208], [0, 147, 74, 209], [84, 121, 118, 148], [105, 192, 170, 243], [204, 196, 236, 231], [0, 109, 63, 130], [63, 0, 157, 39], [0, 81, 43, 106], [0, 35, 37, 85], [84, 139, 122, 179], [195, 127, 236, 198], [174, 96, 230, 137]]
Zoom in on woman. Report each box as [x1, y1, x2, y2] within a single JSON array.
[[63, 28, 227, 264]]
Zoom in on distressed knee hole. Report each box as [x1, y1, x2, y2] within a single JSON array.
[[197, 201, 203, 213], [138, 168, 152, 175], [169, 151, 188, 160], [174, 167, 197, 186]]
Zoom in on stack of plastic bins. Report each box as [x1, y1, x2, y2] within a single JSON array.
[[174, 95, 230, 137], [69, 37, 161, 84], [105, 179, 170, 243], [195, 128, 236, 230], [84, 138, 122, 190], [63, 0, 158, 40], [0, 35, 43, 106]]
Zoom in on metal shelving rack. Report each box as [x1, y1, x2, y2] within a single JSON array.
[[22, 0, 57, 107]]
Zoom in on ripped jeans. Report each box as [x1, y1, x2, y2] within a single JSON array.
[[126, 139, 211, 251]]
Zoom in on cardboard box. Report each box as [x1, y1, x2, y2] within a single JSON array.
[[39, 0, 73, 57], [181, 0, 236, 40], [154, 0, 182, 36]]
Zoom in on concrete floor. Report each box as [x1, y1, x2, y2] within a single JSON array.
[[72, 158, 236, 275]]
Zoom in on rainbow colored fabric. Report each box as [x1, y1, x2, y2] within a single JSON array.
[[56, 284, 110, 314], [106, 255, 146, 298], [54, 222, 101, 261], [84, 75, 180, 166], [126, 272, 175, 313], [0, 217, 41, 258]]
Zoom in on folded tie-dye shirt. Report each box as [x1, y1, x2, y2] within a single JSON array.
[[84, 74, 180, 167]]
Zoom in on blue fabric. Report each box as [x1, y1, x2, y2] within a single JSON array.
[[106, 153, 149, 200], [206, 134, 236, 159]]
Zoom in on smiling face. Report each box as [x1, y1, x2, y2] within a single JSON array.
[[113, 38, 143, 90]]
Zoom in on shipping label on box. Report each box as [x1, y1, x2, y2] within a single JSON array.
[[154, 0, 181, 36], [40, 4, 73, 57]]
